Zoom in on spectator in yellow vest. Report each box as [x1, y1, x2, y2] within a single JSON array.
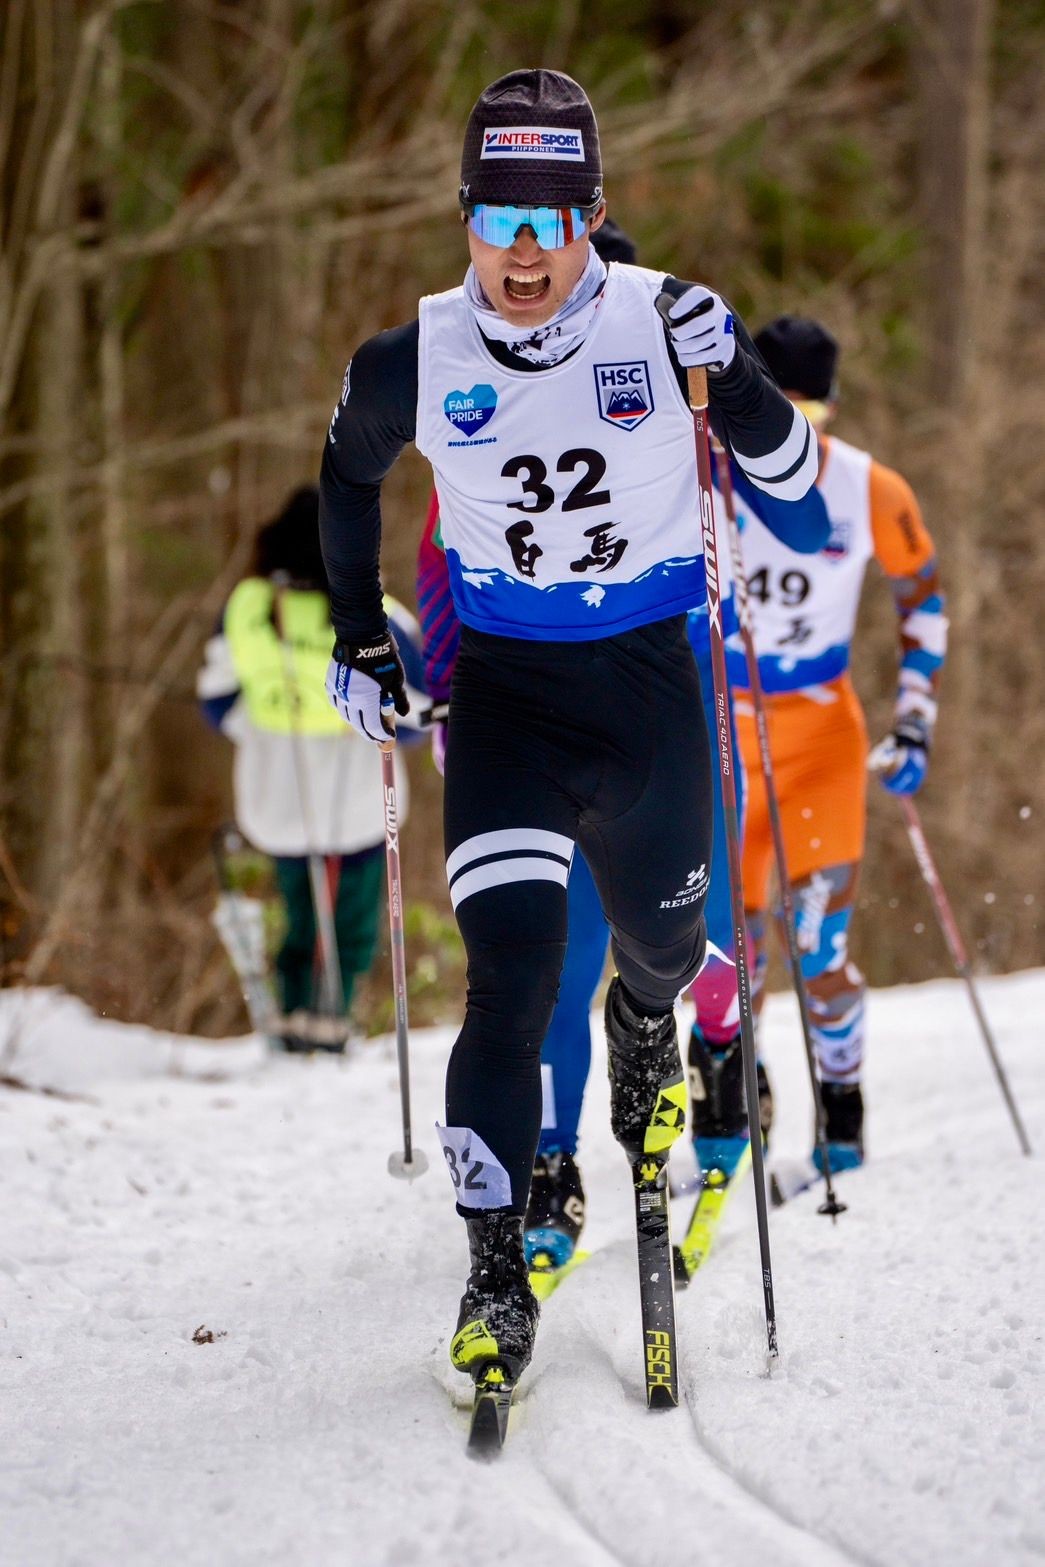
[[198, 487, 426, 1046]]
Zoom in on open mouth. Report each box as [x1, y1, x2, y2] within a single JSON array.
[[504, 271, 551, 302]]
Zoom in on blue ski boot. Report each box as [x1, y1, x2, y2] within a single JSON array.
[[524, 1152, 586, 1274], [813, 1081, 864, 1173]]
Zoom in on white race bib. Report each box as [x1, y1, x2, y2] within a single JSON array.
[[417, 264, 707, 641]]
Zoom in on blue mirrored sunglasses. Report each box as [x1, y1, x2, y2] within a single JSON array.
[[464, 204, 591, 250]]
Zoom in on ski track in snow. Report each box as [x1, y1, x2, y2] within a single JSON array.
[[0, 974, 1043, 1567]]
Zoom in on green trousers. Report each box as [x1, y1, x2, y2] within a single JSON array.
[[273, 846, 384, 1014]]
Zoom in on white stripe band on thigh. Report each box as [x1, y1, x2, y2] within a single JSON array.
[[445, 828, 574, 884], [449, 856, 571, 911]]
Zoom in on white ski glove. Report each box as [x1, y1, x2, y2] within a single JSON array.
[[326, 634, 408, 744], [663, 285, 737, 373]]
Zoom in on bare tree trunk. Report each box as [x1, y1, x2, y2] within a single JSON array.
[[93, 25, 140, 917], [30, 1, 90, 907], [915, 0, 993, 402], [913, 0, 995, 830], [97, 31, 130, 666]]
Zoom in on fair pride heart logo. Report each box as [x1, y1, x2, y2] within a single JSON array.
[[443, 384, 498, 436]]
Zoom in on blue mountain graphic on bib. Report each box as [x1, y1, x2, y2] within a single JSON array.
[[445, 549, 707, 641], [606, 388, 649, 423], [444, 385, 498, 436], [727, 641, 850, 694]]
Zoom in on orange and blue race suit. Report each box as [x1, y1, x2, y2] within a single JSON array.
[[733, 434, 947, 1084]]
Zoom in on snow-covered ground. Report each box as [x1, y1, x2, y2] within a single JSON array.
[[1, 973, 1042, 1567]]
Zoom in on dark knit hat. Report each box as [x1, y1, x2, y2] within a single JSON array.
[[460, 69, 603, 210], [591, 216, 637, 265], [254, 485, 327, 590], [753, 316, 839, 400]]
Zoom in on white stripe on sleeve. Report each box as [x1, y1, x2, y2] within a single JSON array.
[[733, 406, 819, 500], [902, 608, 949, 656]]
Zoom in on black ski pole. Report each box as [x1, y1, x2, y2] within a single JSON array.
[[380, 734, 428, 1179], [657, 292, 779, 1364], [714, 443, 846, 1220], [896, 795, 1032, 1156]]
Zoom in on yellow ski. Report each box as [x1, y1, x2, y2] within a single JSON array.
[[674, 1140, 753, 1287], [528, 1248, 591, 1302]]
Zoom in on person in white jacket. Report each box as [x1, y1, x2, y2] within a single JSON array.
[[198, 487, 425, 1044]]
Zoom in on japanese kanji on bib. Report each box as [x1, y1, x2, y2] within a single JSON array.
[[416, 263, 705, 641], [729, 435, 874, 693]]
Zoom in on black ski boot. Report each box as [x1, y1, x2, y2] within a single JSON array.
[[604, 977, 686, 1158], [688, 1027, 749, 1178], [450, 1213, 539, 1382], [524, 1152, 586, 1273], [689, 1027, 775, 1163], [813, 1081, 864, 1173]]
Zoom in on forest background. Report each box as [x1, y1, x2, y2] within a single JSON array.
[[1, 0, 1041, 1040]]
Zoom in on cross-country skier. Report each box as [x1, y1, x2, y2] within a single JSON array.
[[320, 69, 818, 1386], [724, 317, 948, 1171], [416, 216, 830, 1280], [418, 471, 829, 1276], [198, 486, 425, 1046]]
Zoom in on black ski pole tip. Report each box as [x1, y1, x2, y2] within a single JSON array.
[[817, 1196, 848, 1219]]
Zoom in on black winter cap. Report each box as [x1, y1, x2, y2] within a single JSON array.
[[753, 316, 839, 400], [460, 69, 603, 210], [254, 486, 327, 590], [591, 216, 637, 265]]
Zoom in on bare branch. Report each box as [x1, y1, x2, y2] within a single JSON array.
[[5, 0, 57, 275], [0, 829, 37, 913], [20, 529, 256, 989], [417, 2, 479, 119], [0, 231, 67, 426], [120, 52, 226, 136], [0, 0, 30, 199], [0, 400, 330, 521], [35, 3, 117, 231]]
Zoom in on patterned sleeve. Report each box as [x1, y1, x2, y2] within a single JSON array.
[[415, 490, 460, 704], [869, 460, 948, 729]]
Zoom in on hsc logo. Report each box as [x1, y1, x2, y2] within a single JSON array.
[[443, 384, 498, 436], [593, 362, 654, 432], [822, 518, 851, 561]]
